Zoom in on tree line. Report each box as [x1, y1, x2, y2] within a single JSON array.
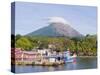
[[11, 34, 97, 56]]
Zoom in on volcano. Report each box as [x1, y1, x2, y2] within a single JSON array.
[[26, 17, 83, 38]]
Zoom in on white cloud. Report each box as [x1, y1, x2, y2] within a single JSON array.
[[47, 16, 70, 24]]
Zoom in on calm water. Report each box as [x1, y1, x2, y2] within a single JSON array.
[[13, 57, 97, 73]]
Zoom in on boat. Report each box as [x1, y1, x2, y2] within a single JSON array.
[[64, 51, 77, 63]]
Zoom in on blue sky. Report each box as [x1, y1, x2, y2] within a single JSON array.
[[14, 2, 97, 35]]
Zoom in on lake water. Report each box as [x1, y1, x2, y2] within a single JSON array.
[[13, 57, 97, 73]]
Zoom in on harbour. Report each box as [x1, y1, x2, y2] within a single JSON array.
[[12, 57, 97, 73], [11, 48, 77, 66]]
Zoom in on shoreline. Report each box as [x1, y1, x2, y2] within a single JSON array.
[[11, 56, 97, 66], [77, 56, 97, 58]]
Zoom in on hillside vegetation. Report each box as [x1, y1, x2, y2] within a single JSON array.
[[11, 34, 97, 56]]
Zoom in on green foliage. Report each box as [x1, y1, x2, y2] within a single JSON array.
[[77, 35, 97, 56], [15, 34, 22, 41], [15, 37, 33, 50], [15, 34, 97, 56]]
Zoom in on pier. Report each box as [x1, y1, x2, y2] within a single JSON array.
[[11, 48, 75, 65]]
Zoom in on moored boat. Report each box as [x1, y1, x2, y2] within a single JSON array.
[[64, 50, 77, 63]]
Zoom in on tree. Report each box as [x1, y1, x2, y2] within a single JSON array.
[[15, 34, 22, 41], [15, 37, 33, 50]]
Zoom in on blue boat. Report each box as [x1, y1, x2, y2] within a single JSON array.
[[64, 51, 76, 63]]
